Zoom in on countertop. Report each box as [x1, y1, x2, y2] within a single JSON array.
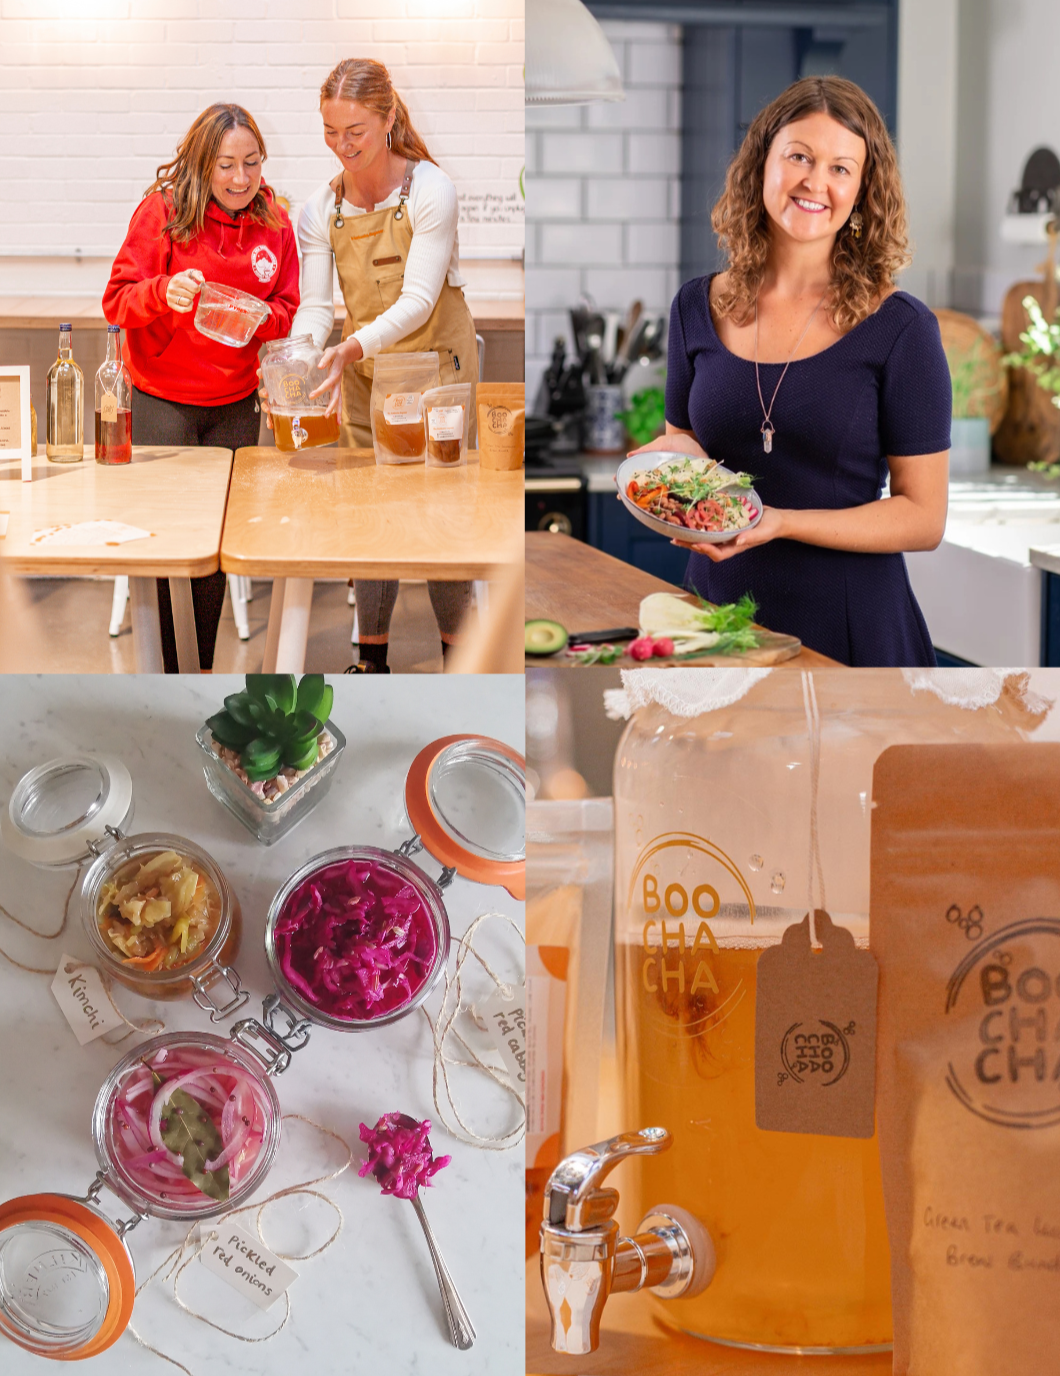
[[0, 676, 524, 1376]]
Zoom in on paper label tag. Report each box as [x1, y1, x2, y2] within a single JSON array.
[[427, 405, 464, 441], [50, 955, 125, 1044], [526, 947, 568, 1156], [383, 392, 422, 423], [198, 1221, 297, 1310], [100, 392, 118, 423], [481, 984, 526, 1095], [754, 910, 878, 1138]]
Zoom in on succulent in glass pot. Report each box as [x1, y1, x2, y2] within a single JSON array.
[[197, 674, 346, 844]]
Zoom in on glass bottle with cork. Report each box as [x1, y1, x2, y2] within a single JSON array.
[[95, 325, 132, 464], [45, 322, 84, 462]]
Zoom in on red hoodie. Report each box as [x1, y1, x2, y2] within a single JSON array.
[[103, 187, 299, 407]]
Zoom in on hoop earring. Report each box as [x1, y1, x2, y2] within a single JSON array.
[[849, 209, 863, 240], [386, 129, 392, 151]]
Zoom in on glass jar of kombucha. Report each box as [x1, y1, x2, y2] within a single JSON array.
[[613, 669, 1044, 1354], [260, 335, 340, 452]]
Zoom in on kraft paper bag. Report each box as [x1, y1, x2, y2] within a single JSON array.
[[871, 743, 1060, 1376], [476, 384, 524, 470]]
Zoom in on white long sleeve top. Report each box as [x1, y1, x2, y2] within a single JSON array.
[[290, 161, 466, 359]]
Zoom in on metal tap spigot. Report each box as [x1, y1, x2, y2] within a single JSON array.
[[539, 1127, 715, 1355]]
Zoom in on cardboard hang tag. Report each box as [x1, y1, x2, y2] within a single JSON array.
[[198, 1220, 297, 1311], [480, 984, 526, 1097], [50, 955, 126, 1045], [755, 910, 878, 1138], [100, 392, 118, 424]]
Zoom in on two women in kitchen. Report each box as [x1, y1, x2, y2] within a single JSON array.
[[292, 57, 479, 673], [104, 103, 299, 672]]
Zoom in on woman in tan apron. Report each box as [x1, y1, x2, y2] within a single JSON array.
[[294, 58, 479, 673]]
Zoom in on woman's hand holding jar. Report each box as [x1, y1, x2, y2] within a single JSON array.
[[312, 337, 365, 419]]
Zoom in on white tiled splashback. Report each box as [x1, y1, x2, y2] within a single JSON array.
[[0, 0, 524, 294], [526, 21, 681, 407]]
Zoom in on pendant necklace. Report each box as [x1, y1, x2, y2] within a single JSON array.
[[754, 289, 828, 453]]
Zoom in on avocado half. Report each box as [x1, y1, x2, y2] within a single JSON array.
[[525, 620, 569, 656]]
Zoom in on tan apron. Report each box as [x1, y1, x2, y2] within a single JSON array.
[[329, 160, 479, 448]]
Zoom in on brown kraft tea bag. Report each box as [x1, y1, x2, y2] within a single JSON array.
[[477, 383, 525, 470], [871, 743, 1060, 1376]]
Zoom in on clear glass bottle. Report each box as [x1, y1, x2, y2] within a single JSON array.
[[45, 322, 84, 462], [94, 325, 132, 465], [612, 669, 1044, 1354]]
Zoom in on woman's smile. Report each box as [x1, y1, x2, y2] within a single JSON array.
[[791, 196, 828, 213]]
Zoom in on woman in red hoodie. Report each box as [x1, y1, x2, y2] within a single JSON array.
[[104, 103, 299, 672]]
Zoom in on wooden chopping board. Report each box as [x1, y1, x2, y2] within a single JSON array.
[[994, 280, 1060, 466], [933, 307, 1008, 432], [531, 594, 803, 667]]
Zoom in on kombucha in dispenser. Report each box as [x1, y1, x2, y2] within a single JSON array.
[[540, 669, 1045, 1357]]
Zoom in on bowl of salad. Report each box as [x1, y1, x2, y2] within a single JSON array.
[[616, 452, 763, 543]]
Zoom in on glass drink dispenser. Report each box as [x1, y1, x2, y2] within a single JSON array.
[[543, 670, 1045, 1357]]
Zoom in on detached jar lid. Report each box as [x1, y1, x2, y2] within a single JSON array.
[[0, 1193, 134, 1359], [404, 735, 525, 899], [1, 756, 134, 867]]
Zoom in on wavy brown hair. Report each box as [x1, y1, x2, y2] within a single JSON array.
[[711, 77, 910, 333], [320, 59, 437, 167], [146, 104, 280, 244]]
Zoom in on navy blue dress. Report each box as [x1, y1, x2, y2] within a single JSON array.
[[665, 276, 951, 666]]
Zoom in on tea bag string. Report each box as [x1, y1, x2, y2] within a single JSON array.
[[801, 671, 826, 945], [422, 910, 526, 1150], [0, 865, 164, 1042], [128, 1114, 352, 1375]]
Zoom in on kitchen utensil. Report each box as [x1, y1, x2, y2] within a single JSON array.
[[610, 301, 643, 381], [194, 282, 270, 348], [374, 1114, 475, 1350], [615, 453, 763, 543], [630, 316, 665, 363], [568, 627, 639, 643]]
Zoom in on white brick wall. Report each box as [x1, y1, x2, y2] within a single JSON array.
[[0, 0, 524, 294], [525, 21, 681, 407]]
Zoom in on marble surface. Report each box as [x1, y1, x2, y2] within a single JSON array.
[[0, 676, 525, 1376]]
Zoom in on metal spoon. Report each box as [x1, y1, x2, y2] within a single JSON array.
[[374, 1114, 476, 1350]]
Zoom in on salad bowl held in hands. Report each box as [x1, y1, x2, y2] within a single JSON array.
[[615, 452, 763, 544]]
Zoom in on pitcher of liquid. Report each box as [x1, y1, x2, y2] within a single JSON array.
[[260, 335, 340, 452], [609, 669, 1045, 1355]]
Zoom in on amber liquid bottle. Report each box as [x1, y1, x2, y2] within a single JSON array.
[[94, 324, 132, 464]]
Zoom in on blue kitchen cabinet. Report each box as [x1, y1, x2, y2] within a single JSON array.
[[588, 491, 692, 585]]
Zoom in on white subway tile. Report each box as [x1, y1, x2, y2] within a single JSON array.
[[541, 222, 622, 266], [669, 177, 683, 221], [586, 86, 669, 131], [627, 221, 680, 266], [583, 266, 670, 310], [527, 177, 582, 220], [587, 177, 670, 222], [627, 39, 682, 89], [526, 104, 583, 132], [541, 131, 623, 175], [628, 132, 680, 176], [526, 266, 582, 311], [599, 20, 680, 43]]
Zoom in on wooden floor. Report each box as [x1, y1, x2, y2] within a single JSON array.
[[3, 577, 450, 674]]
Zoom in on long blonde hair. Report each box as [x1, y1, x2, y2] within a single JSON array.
[[320, 59, 437, 166], [711, 77, 910, 333], [146, 104, 280, 243]]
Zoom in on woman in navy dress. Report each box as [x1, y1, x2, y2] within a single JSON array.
[[636, 77, 951, 666]]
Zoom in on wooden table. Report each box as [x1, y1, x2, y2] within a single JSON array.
[[0, 446, 233, 673], [525, 532, 840, 667], [220, 446, 523, 672]]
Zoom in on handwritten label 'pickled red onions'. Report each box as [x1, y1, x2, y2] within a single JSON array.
[[198, 1220, 297, 1310]]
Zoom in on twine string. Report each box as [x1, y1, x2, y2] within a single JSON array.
[[127, 1114, 352, 1372], [422, 910, 526, 1150], [0, 864, 82, 972], [801, 671, 826, 946]]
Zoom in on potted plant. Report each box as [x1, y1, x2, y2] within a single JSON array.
[[195, 673, 346, 845], [945, 338, 1002, 475], [1003, 295, 1060, 476]]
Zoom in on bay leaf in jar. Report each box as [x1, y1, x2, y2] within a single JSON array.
[[160, 1087, 230, 1202]]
